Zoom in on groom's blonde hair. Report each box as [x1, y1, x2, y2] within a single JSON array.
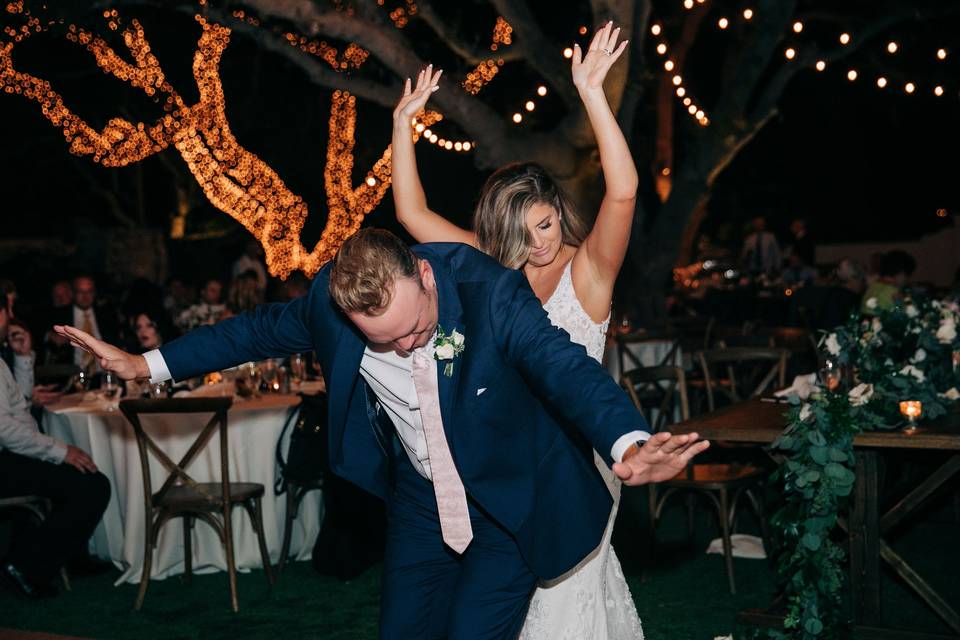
[[329, 228, 420, 315]]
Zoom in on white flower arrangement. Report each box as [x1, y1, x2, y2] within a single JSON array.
[[848, 383, 874, 407], [433, 326, 465, 377]]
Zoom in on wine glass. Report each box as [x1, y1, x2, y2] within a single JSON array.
[[102, 372, 121, 410], [290, 353, 305, 389]]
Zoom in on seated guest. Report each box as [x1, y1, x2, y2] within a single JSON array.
[[175, 277, 226, 332], [45, 275, 121, 372], [127, 308, 175, 354], [780, 253, 817, 288], [861, 250, 916, 314], [226, 270, 262, 314], [740, 216, 782, 277], [0, 304, 110, 598]]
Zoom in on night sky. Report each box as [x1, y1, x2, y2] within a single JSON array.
[[0, 2, 957, 264]]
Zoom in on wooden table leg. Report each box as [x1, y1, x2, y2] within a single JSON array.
[[850, 450, 882, 626]]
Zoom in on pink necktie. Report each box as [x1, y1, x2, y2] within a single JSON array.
[[411, 350, 473, 554]]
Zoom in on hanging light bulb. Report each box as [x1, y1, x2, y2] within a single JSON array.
[[839, 33, 851, 45], [657, 43, 668, 55], [562, 47, 573, 58], [785, 48, 796, 60], [695, 109, 704, 119], [743, 8, 754, 20], [687, 104, 697, 114], [905, 82, 915, 94], [683, 97, 692, 106], [665, 60, 675, 71], [365, 176, 376, 187], [887, 41, 898, 54], [537, 85, 547, 96], [793, 21, 803, 33], [718, 17, 729, 29], [672, 75, 683, 86], [876, 77, 887, 88], [512, 112, 522, 123], [937, 48, 948, 60], [676, 87, 686, 97], [934, 85, 944, 96], [683, 0, 694, 9], [815, 60, 826, 71], [651, 24, 662, 36], [525, 100, 535, 111], [462, 142, 472, 151], [847, 69, 858, 81]]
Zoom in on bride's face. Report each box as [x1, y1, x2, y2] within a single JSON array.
[[524, 202, 564, 268]]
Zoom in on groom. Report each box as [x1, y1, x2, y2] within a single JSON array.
[[58, 229, 708, 639]]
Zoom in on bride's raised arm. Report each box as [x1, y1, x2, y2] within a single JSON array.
[[573, 23, 638, 288], [391, 66, 478, 246]]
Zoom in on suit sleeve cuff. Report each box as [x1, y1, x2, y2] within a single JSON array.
[[611, 430, 652, 463], [143, 349, 173, 384]]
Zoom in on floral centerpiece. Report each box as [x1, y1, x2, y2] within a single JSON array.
[[766, 293, 959, 639]]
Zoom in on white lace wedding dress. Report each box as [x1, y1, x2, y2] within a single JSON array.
[[519, 260, 644, 639]]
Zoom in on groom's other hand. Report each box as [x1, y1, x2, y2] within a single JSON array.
[[53, 325, 150, 381], [612, 432, 710, 486]]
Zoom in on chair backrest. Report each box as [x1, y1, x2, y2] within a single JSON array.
[[696, 347, 788, 411], [666, 315, 716, 356], [119, 397, 233, 509], [620, 365, 690, 432]]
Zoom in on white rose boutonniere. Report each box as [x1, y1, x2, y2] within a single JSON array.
[[433, 326, 466, 377]]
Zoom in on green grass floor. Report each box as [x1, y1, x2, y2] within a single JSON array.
[[1, 486, 957, 639]]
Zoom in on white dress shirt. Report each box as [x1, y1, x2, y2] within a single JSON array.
[[143, 347, 647, 480], [0, 360, 66, 464]]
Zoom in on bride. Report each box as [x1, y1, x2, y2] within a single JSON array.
[[390, 22, 644, 639]]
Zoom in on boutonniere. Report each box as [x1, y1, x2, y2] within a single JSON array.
[[433, 326, 465, 377]]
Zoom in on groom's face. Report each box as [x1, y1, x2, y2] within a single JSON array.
[[347, 260, 438, 355]]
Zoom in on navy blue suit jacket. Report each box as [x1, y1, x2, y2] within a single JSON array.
[[159, 243, 648, 579]]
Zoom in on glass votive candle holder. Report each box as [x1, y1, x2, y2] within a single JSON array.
[[899, 400, 922, 433]]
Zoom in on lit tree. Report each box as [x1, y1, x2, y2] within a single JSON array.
[[3, 0, 954, 306]]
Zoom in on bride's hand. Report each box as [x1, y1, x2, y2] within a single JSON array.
[[571, 21, 628, 93], [393, 65, 443, 125], [612, 431, 710, 486]]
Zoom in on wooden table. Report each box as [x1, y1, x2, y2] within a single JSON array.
[[670, 399, 960, 639]]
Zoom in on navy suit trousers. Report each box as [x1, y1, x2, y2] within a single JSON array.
[[379, 442, 536, 640]]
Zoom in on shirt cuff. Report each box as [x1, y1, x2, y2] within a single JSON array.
[[611, 430, 652, 463], [143, 349, 173, 384]]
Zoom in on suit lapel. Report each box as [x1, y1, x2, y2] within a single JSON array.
[[426, 255, 465, 449]]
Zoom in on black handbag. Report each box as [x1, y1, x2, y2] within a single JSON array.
[[275, 392, 329, 495]]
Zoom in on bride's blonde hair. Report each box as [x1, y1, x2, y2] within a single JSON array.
[[472, 163, 587, 269]]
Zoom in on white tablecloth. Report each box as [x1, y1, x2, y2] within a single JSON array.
[[43, 393, 324, 585]]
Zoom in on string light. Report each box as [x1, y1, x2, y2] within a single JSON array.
[[664, 60, 675, 71], [905, 82, 915, 94], [524, 100, 535, 111], [937, 48, 947, 60], [839, 33, 851, 45], [562, 47, 573, 58], [785, 47, 796, 60], [463, 17, 512, 95], [876, 77, 887, 88], [934, 85, 944, 96], [683, 0, 694, 9], [742, 8, 753, 20], [512, 112, 522, 123], [537, 85, 547, 96], [676, 87, 686, 97], [886, 41, 898, 54], [718, 18, 728, 30], [651, 24, 662, 36], [687, 104, 697, 114], [656, 43, 668, 55], [847, 69, 858, 81], [816, 60, 826, 71], [0, 9, 401, 278], [793, 21, 803, 33]]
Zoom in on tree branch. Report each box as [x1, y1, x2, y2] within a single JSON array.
[[416, 0, 522, 65], [488, 0, 579, 108]]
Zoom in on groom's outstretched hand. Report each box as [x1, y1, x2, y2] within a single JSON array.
[[612, 432, 710, 486], [53, 325, 150, 381]]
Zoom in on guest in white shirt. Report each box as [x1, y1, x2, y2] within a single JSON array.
[[0, 304, 110, 599], [740, 216, 782, 277]]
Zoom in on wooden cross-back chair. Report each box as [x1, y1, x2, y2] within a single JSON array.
[[119, 397, 273, 612], [622, 365, 772, 594], [697, 347, 789, 412], [0, 496, 71, 591]]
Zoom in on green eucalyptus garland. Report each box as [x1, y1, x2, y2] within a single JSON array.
[[764, 294, 959, 639]]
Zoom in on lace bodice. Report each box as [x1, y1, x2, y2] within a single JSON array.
[[542, 260, 610, 362]]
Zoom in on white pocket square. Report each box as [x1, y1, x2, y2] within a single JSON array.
[[476, 388, 487, 396]]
